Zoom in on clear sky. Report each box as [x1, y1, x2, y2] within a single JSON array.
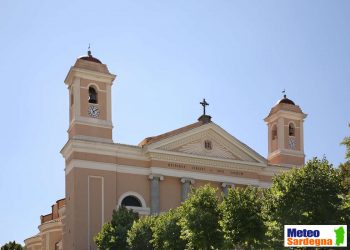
[[1, 0, 349, 245]]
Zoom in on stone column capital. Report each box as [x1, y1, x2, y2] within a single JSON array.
[[221, 182, 235, 188], [149, 175, 164, 181], [180, 178, 195, 184]]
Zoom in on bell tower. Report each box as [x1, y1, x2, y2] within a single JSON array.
[[264, 94, 307, 167], [64, 49, 116, 143]]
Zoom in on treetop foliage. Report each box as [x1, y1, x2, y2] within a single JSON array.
[[95, 155, 350, 250], [1, 241, 23, 250]]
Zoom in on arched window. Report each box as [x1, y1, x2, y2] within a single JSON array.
[[88, 86, 97, 104], [121, 196, 142, 207], [289, 123, 295, 136], [272, 125, 277, 140]]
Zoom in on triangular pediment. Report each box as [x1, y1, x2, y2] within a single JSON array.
[[145, 122, 266, 164]]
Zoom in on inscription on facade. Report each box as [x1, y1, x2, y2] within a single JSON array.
[[167, 162, 245, 177], [230, 171, 244, 176], [167, 163, 186, 169], [191, 166, 205, 171]]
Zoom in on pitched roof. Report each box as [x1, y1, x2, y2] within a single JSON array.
[[138, 120, 209, 147]]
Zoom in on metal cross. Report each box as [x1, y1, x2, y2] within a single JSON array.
[[282, 89, 286, 98], [200, 98, 209, 115], [88, 43, 92, 56]]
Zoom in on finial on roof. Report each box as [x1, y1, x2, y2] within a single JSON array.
[[282, 89, 286, 99], [198, 98, 211, 123], [200, 98, 209, 116], [88, 43, 92, 57]]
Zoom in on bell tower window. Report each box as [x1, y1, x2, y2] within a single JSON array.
[[88, 86, 98, 104], [289, 123, 295, 136], [70, 91, 74, 106], [272, 125, 277, 140]]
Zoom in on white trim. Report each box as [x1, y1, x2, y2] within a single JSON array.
[[117, 191, 150, 215], [300, 120, 304, 152], [66, 160, 272, 188], [71, 135, 113, 143], [147, 122, 267, 164], [106, 85, 112, 121], [73, 78, 81, 117], [124, 206, 150, 215], [60, 139, 145, 160], [87, 176, 104, 250], [38, 220, 62, 232], [65, 160, 150, 175], [268, 149, 305, 159], [180, 178, 195, 184], [46, 233, 49, 250], [264, 109, 307, 123], [117, 191, 147, 208], [148, 148, 266, 168], [87, 83, 100, 92], [85, 83, 107, 92], [65, 67, 116, 85], [149, 174, 164, 181], [70, 115, 113, 128], [222, 182, 235, 188]]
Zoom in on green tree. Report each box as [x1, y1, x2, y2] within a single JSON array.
[[1, 241, 23, 250], [221, 186, 266, 249], [341, 123, 350, 160], [338, 124, 350, 247], [178, 184, 223, 250], [127, 216, 155, 250], [339, 161, 350, 194], [95, 206, 138, 250], [151, 208, 186, 250], [265, 157, 343, 248]]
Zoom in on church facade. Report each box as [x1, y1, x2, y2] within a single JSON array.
[[24, 52, 307, 250]]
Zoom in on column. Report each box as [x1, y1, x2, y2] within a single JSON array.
[[222, 182, 235, 197], [149, 175, 164, 215], [181, 178, 195, 202]]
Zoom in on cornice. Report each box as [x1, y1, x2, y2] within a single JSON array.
[[69, 116, 113, 129], [61, 139, 146, 161], [38, 218, 62, 232], [148, 151, 266, 172], [264, 109, 307, 123], [65, 67, 116, 86], [146, 122, 267, 164], [268, 149, 305, 160], [65, 160, 273, 188]]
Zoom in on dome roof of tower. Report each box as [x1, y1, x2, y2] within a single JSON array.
[[277, 95, 295, 105], [78, 50, 102, 64]]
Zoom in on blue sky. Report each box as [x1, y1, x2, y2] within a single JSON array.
[[1, 0, 349, 245]]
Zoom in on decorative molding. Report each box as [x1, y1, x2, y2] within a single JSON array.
[[65, 67, 116, 86], [65, 159, 273, 188], [155, 127, 258, 162], [149, 175, 164, 181], [61, 139, 146, 161], [148, 151, 266, 172], [175, 138, 237, 160], [87, 175, 104, 250], [117, 191, 148, 208], [221, 182, 235, 188], [180, 178, 195, 184], [147, 122, 267, 164], [70, 116, 113, 128], [264, 109, 307, 123], [268, 149, 305, 160], [71, 135, 113, 144]]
